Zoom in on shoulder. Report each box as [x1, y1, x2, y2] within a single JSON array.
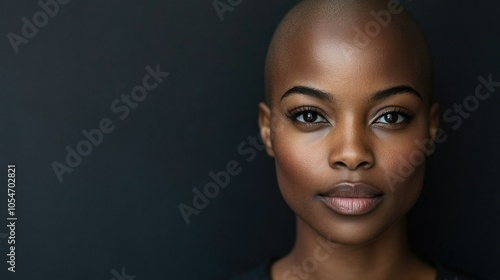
[[435, 263, 480, 280], [230, 259, 272, 280]]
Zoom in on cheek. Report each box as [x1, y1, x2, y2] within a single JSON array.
[[271, 129, 328, 204], [376, 127, 429, 205]]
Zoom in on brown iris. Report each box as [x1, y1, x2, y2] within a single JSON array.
[[303, 112, 319, 122], [383, 112, 399, 123]]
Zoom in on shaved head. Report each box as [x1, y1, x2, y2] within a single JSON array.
[[264, 0, 433, 106]]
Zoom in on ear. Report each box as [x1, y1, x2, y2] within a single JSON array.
[[428, 103, 440, 142], [258, 102, 275, 157]]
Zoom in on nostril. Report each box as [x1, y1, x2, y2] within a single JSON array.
[[333, 161, 348, 168], [357, 161, 371, 169], [332, 160, 371, 171]]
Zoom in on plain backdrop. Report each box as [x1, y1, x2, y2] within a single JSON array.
[[0, 1, 499, 279]]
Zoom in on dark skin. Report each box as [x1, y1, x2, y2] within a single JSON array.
[[258, 1, 440, 279]]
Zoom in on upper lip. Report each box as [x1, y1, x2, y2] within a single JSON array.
[[320, 182, 383, 198]]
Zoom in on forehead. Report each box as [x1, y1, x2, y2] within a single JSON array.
[[268, 15, 430, 105]]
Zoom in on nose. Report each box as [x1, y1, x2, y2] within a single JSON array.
[[328, 119, 375, 171]]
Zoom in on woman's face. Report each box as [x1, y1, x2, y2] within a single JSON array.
[[260, 22, 439, 245]]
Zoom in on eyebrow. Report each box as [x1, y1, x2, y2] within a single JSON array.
[[280, 85, 422, 103], [370, 85, 422, 102], [281, 86, 334, 102]]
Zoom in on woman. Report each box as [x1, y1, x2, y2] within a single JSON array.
[[232, 0, 477, 279]]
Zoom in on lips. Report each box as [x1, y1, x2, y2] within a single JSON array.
[[319, 182, 383, 216]]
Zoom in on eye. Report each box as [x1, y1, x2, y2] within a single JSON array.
[[285, 107, 329, 127], [295, 111, 326, 123], [374, 110, 414, 126]]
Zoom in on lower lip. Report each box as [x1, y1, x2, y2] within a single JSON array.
[[320, 196, 382, 216]]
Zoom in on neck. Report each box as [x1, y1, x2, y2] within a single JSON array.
[[272, 217, 434, 280]]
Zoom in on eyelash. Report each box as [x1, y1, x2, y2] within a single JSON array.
[[373, 108, 415, 128], [285, 107, 329, 127], [285, 107, 415, 128]]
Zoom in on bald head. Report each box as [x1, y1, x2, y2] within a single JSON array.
[[264, 0, 433, 106]]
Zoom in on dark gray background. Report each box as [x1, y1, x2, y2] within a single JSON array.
[[0, 0, 498, 279]]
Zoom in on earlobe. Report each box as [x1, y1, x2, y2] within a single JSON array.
[[428, 103, 440, 143], [258, 102, 275, 157]]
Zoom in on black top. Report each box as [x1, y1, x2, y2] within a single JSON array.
[[231, 259, 478, 280]]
